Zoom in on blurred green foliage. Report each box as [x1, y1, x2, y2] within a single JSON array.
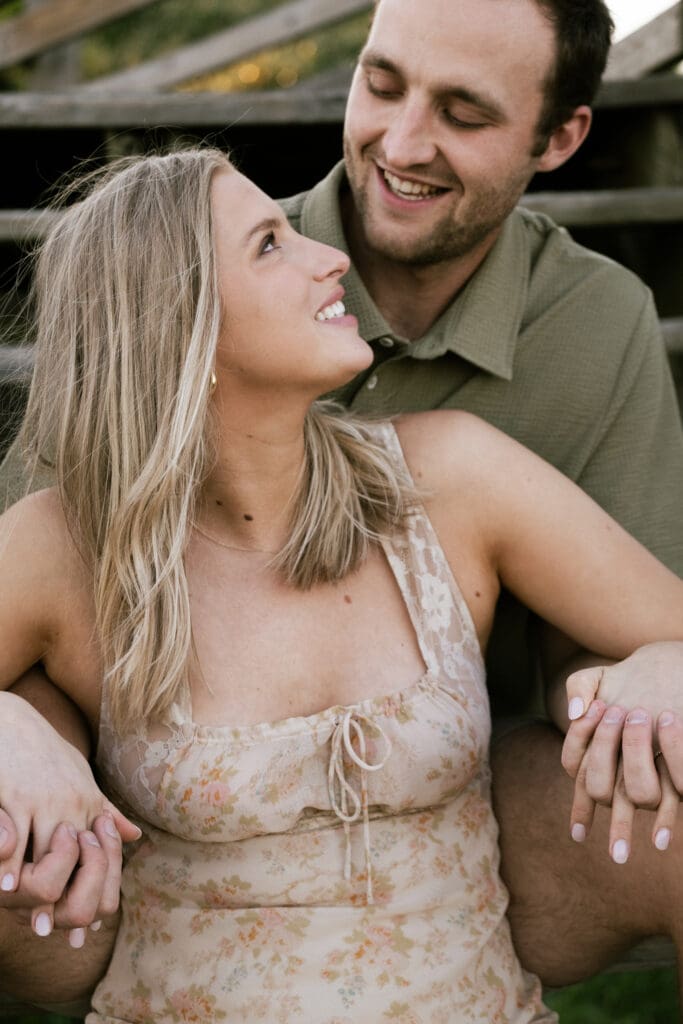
[[1, 0, 371, 90]]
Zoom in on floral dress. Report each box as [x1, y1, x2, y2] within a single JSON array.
[[90, 423, 556, 1024]]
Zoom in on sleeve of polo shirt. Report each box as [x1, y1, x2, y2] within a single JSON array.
[[577, 290, 683, 577]]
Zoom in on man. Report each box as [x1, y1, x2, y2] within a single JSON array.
[[3, 0, 683, 1012]]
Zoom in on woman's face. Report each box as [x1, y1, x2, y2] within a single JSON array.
[[211, 169, 373, 398]]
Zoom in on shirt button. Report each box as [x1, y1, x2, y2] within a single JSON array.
[[366, 374, 378, 390], [379, 337, 394, 348]]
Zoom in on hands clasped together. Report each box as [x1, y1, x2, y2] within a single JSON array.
[[563, 641, 683, 864], [0, 692, 140, 948]]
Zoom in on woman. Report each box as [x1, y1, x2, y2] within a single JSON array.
[[1, 147, 682, 1022]]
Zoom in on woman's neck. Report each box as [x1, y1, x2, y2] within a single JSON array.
[[198, 405, 308, 553]]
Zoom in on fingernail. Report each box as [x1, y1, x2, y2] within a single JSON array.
[[90, 920, 102, 932], [104, 818, 119, 839], [612, 839, 629, 864], [571, 823, 586, 843], [586, 701, 603, 719], [65, 823, 78, 840], [34, 912, 52, 937], [0, 826, 7, 846], [604, 706, 624, 724], [655, 828, 671, 851], [659, 712, 675, 728], [1, 873, 15, 892], [84, 832, 100, 847], [69, 928, 86, 949], [568, 698, 584, 721], [626, 709, 649, 725]]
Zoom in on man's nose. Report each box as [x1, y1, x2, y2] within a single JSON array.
[[382, 99, 437, 169]]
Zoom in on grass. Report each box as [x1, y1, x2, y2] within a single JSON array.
[[545, 968, 679, 1023]]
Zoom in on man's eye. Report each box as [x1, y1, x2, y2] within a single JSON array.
[[444, 110, 487, 130], [366, 71, 400, 98]]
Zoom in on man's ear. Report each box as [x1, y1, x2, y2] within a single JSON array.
[[536, 105, 592, 173]]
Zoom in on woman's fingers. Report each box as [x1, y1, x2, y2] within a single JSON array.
[[104, 800, 141, 845], [562, 699, 606, 778], [651, 755, 678, 853], [657, 711, 683, 793], [608, 765, 635, 865], [584, 705, 625, 804], [0, 809, 32, 896], [569, 750, 597, 843], [621, 707, 661, 808], [565, 665, 606, 724]]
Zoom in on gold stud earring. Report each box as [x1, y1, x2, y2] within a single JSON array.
[[209, 370, 217, 395]]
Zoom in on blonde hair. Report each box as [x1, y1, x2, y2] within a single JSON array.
[[19, 148, 415, 731]]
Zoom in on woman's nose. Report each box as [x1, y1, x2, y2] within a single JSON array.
[[312, 242, 350, 281]]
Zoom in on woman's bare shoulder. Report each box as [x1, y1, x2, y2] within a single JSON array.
[[393, 410, 510, 492], [0, 487, 84, 579]]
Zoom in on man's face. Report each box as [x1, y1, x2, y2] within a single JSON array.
[[343, 0, 557, 267]]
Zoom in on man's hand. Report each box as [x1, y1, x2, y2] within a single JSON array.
[[0, 691, 140, 942], [561, 642, 683, 860], [0, 812, 127, 946]]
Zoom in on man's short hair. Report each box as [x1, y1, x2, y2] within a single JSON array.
[[534, 0, 614, 151]]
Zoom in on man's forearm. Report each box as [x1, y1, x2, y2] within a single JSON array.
[[0, 911, 117, 1006], [10, 666, 91, 757]]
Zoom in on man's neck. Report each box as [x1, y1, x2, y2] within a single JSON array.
[[342, 195, 500, 342]]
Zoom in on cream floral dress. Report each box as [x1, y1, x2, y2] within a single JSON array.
[[90, 424, 556, 1024]]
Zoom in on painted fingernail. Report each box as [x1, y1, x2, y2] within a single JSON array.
[[34, 912, 52, 937], [69, 928, 86, 949], [0, 873, 15, 892], [104, 818, 119, 839], [568, 698, 584, 721], [655, 828, 671, 851], [90, 920, 102, 932], [612, 839, 629, 864], [84, 832, 100, 847], [659, 712, 675, 728], [571, 823, 586, 843], [65, 822, 78, 840], [604, 706, 624, 724], [626, 709, 648, 725]]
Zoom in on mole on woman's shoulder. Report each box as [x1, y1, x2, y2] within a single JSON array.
[[244, 514, 254, 521]]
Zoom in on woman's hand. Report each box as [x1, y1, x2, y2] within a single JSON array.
[[0, 691, 140, 942], [561, 642, 683, 859]]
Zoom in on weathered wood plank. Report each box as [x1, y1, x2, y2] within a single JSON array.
[[0, 87, 348, 127], [83, 0, 371, 93], [596, 74, 683, 110], [605, 2, 683, 80], [0, 0, 161, 71], [2, 71, 683, 130], [0, 209, 62, 242], [520, 187, 683, 226]]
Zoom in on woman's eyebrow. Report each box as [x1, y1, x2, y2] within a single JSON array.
[[242, 216, 281, 246]]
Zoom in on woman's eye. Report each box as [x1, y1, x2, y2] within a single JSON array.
[[260, 231, 278, 255]]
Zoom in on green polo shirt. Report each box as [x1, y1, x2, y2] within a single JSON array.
[[280, 162, 683, 710]]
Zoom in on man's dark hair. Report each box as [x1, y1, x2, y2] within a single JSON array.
[[533, 0, 614, 153]]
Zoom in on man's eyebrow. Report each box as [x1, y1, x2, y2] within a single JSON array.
[[243, 216, 281, 246], [360, 49, 505, 121]]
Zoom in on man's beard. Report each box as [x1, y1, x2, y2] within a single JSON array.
[[344, 143, 530, 267]]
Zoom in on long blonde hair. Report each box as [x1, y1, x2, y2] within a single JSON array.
[[19, 148, 415, 731]]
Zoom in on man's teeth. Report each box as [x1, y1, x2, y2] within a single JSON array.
[[384, 170, 442, 200], [315, 300, 346, 322]]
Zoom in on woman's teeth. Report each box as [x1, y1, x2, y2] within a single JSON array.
[[315, 300, 346, 322]]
